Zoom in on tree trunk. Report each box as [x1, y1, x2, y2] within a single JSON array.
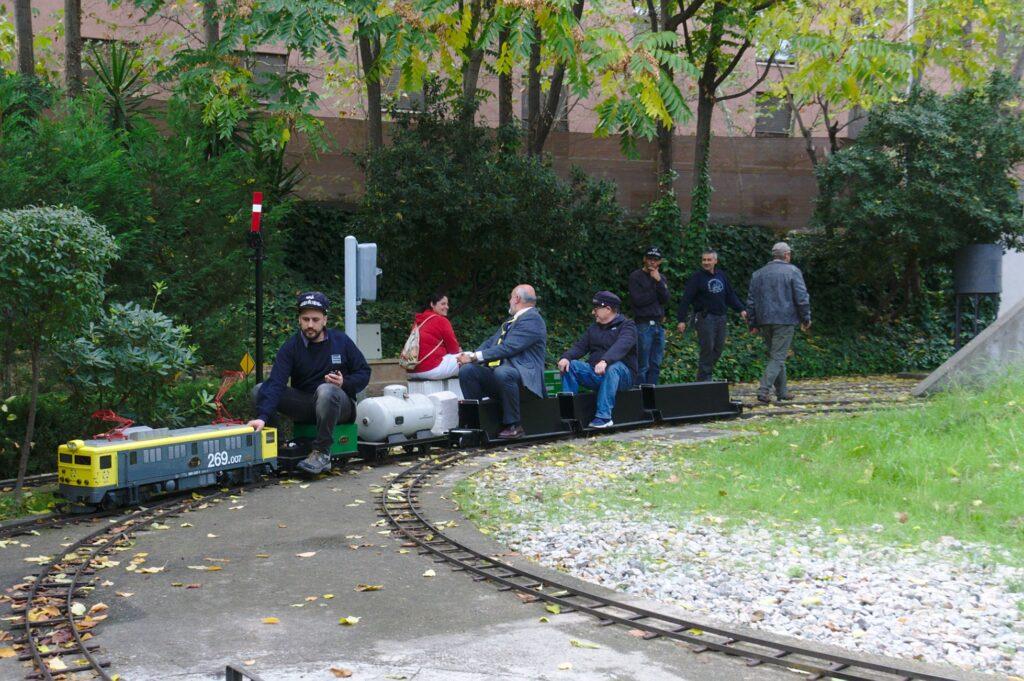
[[460, 48, 485, 124], [656, 122, 674, 187], [526, 0, 583, 155], [203, 0, 220, 47], [0, 332, 12, 400], [498, 29, 513, 128], [1013, 41, 1024, 82], [13, 338, 40, 501], [14, 0, 34, 77], [525, 24, 541, 154], [358, 31, 383, 152], [65, 0, 83, 96], [689, 80, 715, 228]]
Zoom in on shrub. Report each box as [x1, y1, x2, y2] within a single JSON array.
[[61, 302, 197, 424]]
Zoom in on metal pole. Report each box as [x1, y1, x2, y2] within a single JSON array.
[[344, 235, 358, 341], [250, 192, 265, 380], [954, 294, 961, 350]]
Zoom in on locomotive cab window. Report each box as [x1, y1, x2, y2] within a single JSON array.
[[74, 455, 90, 466], [59, 453, 72, 463], [100, 455, 112, 470], [265, 431, 275, 444]]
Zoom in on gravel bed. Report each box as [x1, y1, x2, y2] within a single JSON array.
[[473, 474, 1024, 676]]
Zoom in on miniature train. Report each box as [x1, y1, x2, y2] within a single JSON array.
[[59, 381, 739, 508]]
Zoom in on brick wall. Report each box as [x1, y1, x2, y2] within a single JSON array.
[[286, 118, 831, 229]]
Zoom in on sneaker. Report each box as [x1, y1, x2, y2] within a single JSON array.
[[496, 424, 525, 440], [756, 393, 771, 404], [589, 417, 614, 429], [297, 449, 331, 475]]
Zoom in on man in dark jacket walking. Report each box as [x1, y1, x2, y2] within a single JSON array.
[[676, 250, 747, 381], [558, 291, 638, 428], [628, 246, 669, 385], [248, 292, 371, 474], [746, 243, 811, 403]]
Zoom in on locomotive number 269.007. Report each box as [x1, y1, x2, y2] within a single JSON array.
[[207, 451, 242, 467]]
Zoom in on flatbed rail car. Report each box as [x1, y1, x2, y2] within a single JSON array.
[[58, 424, 278, 508]]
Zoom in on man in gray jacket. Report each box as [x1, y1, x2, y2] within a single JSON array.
[[746, 242, 811, 403]]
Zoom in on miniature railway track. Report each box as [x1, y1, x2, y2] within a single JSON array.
[[0, 473, 59, 490], [379, 450, 958, 681], [6, 491, 229, 680]]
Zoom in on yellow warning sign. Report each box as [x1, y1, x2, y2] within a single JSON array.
[[240, 352, 255, 376]]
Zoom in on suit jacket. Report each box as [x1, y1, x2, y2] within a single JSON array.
[[476, 307, 548, 398], [746, 260, 811, 327]]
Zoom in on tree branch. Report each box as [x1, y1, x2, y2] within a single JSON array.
[[666, 0, 707, 32], [712, 38, 749, 89], [716, 50, 773, 102]]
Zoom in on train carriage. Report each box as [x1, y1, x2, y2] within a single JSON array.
[[58, 424, 278, 508]]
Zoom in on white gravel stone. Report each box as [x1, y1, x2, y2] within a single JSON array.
[[471, 455, 1024, 677]]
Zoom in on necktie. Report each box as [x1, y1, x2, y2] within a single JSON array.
[[487, 319, 514, 368]]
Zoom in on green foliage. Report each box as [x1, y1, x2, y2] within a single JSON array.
[[84, 41, 152, 131], [0, 392, 91, 476], [0, 206, 119, 347], [814, 74, 1024, 318], [61, 302, 198, 425]]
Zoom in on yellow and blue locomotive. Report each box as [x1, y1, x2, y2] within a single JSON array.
[[58, 424, 278, 508]]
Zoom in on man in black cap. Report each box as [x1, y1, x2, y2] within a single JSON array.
[[557, 291, 637, 428], [248, 291, 371, 474], [628, 246, 669, 385]]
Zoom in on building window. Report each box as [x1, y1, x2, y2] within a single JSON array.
[[383, 68, 425, 113], [242, 52, 288, 103], [754, 93, 792, 137], [756, 39, 794, 66]]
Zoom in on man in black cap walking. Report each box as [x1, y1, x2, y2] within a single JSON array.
[[628, 246, 669, 385], [557, 291, 637, 428], [248, 291, 371, 474]]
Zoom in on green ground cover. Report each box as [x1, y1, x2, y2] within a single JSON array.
[[454, 373, 1024, 556], [0, 487, 59, 522]]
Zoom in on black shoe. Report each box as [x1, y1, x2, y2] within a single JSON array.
[[777, 393, 795, 401], [756, 393, 771, 404], [496, 424, 525, 439]]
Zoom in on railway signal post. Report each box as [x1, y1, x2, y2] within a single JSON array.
[[249, 192, 265, 380]]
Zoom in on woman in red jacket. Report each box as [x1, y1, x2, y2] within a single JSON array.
[[407, 292, 462, 379]]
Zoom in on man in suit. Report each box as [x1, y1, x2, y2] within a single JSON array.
[[457, 284, 547, 439]]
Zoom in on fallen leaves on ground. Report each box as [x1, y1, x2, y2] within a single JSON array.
[[354, 584, 383, 592], [570, 639, 600, 649], [338, 616, 360, 626], [295, 551, 317, 558], [261, 617, 279, 625], [187, 565, 222, 571], [422, 569, 436, 578], [330, 668, 353, 678]]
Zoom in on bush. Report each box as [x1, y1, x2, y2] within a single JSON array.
[[0, 393, 91, 477], [61, 302, 198, 425], [814, 73, 1024, 319]]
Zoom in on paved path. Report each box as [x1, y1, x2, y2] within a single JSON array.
[[1, 426, 797, 681]]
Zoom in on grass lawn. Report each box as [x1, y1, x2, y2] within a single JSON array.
[[0, 486, 60, 522], [455, 371, 1024, 556]]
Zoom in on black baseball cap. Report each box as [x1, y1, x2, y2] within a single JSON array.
[[297, 291, 329, 313], [592, 291, 622, 310], [644, 246, 664, 259]]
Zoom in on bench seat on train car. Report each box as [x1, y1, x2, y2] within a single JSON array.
[[407, 376, 464, 399]]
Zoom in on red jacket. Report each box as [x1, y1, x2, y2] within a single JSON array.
[[411, 311, 461, 372]]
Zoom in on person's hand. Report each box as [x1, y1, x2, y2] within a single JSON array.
[[676, 322, 686, 334], [324, 371, 344, 387], [800, 321, 811, 333], [649, 267, 661, 282], [247, 419, 265, 432], [456, 352, 474, 366], [749, 326, 759, 335], [557, 358, 570, 373], [594, 360, 608, 376], [740, 310, 748, 321]]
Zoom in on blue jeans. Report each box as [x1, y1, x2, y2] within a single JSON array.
[[636, 322, 665, 385], [561, 360, 634, 420]]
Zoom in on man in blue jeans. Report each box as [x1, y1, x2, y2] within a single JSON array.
[[558, 291, 638, 428], [628, 246, 669, 384]]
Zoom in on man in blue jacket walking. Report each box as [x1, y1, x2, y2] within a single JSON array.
[[676, 250, 747, 381], [746, 243, 811, 403], [558, 291, 638, 428], [248, 292, 371, 474]]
